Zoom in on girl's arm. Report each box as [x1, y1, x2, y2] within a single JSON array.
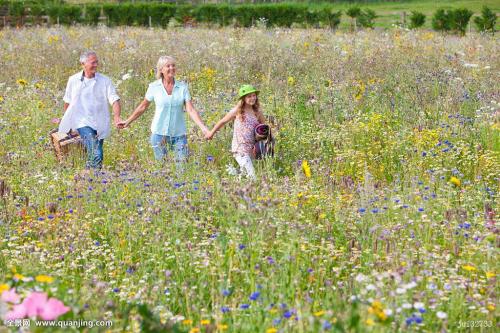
[[256, 109, 266, 124], [185, 100, 209, 135], [118, 99, 150, 128], [206, 107, 238, 140]]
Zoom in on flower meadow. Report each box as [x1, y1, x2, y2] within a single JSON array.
[[0, 26, 498, 332]]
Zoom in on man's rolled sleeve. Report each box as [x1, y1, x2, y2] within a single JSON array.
[[63, 79, 72, 104], [107, 81, 120, 105]]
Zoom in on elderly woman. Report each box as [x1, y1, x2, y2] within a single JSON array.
[[119, 56, 208, 162]]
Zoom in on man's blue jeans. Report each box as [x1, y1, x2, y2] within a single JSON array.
[[77, 126, 103, 169], [150, 134, 188, 163]]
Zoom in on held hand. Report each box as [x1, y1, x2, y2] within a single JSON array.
[[116, 120, 129, 129], [204, 130, 214, 140], [114, 117, 124, 128]]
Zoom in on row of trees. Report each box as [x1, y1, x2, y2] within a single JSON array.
[[345, 6, 497, 35], [0, 1, 497, 33]]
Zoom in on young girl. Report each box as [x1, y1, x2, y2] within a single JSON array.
[[205, 84, 266, 179]]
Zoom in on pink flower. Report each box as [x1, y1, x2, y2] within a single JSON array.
[[3, 292, 70, 321], [1, 288, 21, 304], [4, 304, 27, 320], [39, 298, 70, 320], [23, 292, 48, 318], [51, 118, 60, 124]]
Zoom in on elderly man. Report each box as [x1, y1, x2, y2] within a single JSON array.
[[59, 51, 122, 169]]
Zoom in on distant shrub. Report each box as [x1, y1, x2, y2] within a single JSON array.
[[451, 8, 473, 35], [474, 6, 497, 33], [432, 8, 453, 32], [409, 11, 426, 29], [358, 9, 377, 28]]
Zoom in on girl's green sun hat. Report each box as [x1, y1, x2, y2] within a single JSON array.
[[238, 84, 259, 99]]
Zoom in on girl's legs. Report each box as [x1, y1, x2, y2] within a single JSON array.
[[234, 153, 256, 180]]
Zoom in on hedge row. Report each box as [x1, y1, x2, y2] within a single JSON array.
[[0, 2, 342, 28], [0, 1, 496, 33]]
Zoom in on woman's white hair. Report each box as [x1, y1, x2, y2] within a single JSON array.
[[156, 56, 176, 80], [80, 51, 97, 64]]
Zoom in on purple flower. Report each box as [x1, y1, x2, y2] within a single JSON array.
[[240, 304, 250, 309], [221, 306, 230, 313], [207, 155, 214, 162], [222, 289, 231, 297], [238, 244, 246, 250], [358, 208, 366, 213], [283, 310, 292, 319], [267, 256, 275, 264], [249, 291, 260, 301], [113, 288, 120, 293], [418, 207, 424, 212], [323, 320, 332, 330]]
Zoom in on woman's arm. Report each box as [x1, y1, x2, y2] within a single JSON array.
[[118, 99, 150, 128], [185, 100, 209, 135], [206, 107, 238, 140]]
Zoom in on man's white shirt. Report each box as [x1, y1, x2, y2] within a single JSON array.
[[59, 72, 120, 139]]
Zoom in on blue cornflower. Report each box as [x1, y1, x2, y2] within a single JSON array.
[[238, 244, 246, 250], [418, 207, 424, 212], [358, 208, 366, 213], [323, 320, 332, 330], [113, 288, 120, 293], [222, 289, 231, 297], [221, 306, 230, 313], [240, 304, 250, 309], [249, 291, 260, 301], [283, 310, 292, 319]]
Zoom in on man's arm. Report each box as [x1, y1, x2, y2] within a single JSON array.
[[112, 100, 122, 127]]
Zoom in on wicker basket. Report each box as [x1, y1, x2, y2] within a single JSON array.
[[49, 129, 83, 163]]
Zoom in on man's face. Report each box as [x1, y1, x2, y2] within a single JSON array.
[[82, 54, 99, 76]]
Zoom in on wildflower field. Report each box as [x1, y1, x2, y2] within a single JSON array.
[[0, 26, 498, 332]]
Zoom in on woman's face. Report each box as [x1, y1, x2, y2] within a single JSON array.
[[161, 62, 176, 80], [244, 93, 257, 106]]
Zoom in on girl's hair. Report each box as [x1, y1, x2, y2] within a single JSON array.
[[156, 56, 176, 80], [236, 95, 261, 121]]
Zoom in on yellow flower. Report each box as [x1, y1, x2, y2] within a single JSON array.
[[35, 275, 54, 283], [189, 328, 200, 333], [449, 176, 461, 187], [313, 310, 326, 317], [200, 319, 210, 325], [266, 328, 278, 333], [13, 273, 25, 281], [462, 264, 477, 272], [486, 303, 495, 311], [287, 76, 295, 86], [319, 213, 326, 219], [302, 160, 311, 178], [365, 318, 375, 326], [17, 79, 28, 86], [0, 284, 9, 293], [182, 319, 193, 325], [0, 96, 4, 102], [486, 271, 495, 279], [217, 324, 228, 330]]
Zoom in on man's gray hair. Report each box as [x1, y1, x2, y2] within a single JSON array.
[[80, 51, 97, 64]]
